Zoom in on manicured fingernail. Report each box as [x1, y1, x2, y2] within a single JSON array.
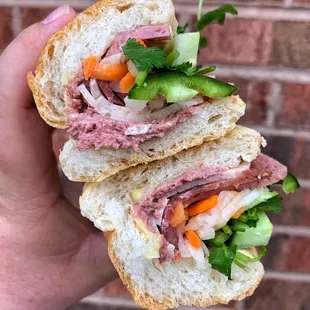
[[42, 6, 71, 24]]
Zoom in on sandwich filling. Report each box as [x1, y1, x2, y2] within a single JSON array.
[[65, 25, 237, 150], [130, 154, 299, 279]]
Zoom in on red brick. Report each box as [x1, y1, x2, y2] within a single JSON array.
[[272, 21, 310, 68], [198, 18, 273, 65], [217, 77, 270, 124], [268, 188, 310, 227], [20, 7, 57, 29], [0, 7, 13, 50], [276, 83, 310, 130], [102, 278, 132, 299], [289, 138, 310, 179], [293, 0, 310, 5], [245, 280, 310, 310]]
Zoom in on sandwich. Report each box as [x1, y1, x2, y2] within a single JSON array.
[[80, 126, 300, 309], [28, 0, 245, 182]]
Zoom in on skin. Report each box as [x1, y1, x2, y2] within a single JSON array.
[[0, 7, 117, 310]]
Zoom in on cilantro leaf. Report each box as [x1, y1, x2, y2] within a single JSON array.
[[244, 208, 259, 227], [281, 173, 301, 194], [173, 61, 197, 76], [122, 38, 167, 73], [196, 4, 238, 32], [255, 195, 283, 215], [199, 36, 208, 49], [177, 22, 189, 34], [209, 244, 237, 280]]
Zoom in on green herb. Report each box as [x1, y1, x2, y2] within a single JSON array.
[[209, 244, 237, 280], [171, 61, 197, 76], [197, 0, 204, 21], [222, 225, 233, 236], [230, 226, 246, 233], [207, 231, 230, 247], [122, 39, 167, 73], [177, 22, 189, 34], [281, 173, 301, 194], [244, 208, 259, 228], [196, 4, 238, 31], [166, 50, 180, 66], [199, 36, 208, 49], [196, 65, 216, 75], [238, 214, 248, 223], [135, 71, 148, 87], [235, 246, 267, 263], [255, 195, 283, 215]]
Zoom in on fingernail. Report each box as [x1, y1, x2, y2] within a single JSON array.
[[42, 5, 71, 24]]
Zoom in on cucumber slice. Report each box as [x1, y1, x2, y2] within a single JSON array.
[[231, 211, 273, 249], [172, 32, 200, 67]]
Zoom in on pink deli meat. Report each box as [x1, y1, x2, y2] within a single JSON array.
[[132, 154, 288, 261], [105, 25, 172, 57], [67, 106, 195, 151]]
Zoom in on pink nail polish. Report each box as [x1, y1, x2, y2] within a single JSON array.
[[42, 5, 71, 24]]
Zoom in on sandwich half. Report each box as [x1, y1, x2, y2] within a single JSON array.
[[80, 126, 299, 309], [28, 0, 245, 182]]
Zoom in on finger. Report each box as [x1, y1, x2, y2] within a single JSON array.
[[0, 6, 76, 109]]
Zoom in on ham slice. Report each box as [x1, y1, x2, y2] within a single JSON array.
[[105, 25, 172, 57], [132, 154, 287, 261]]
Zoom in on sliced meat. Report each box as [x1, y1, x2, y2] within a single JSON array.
[[97, 81, 125, 106], [67, 106, 195, 151], [105, 25, 172, 57]]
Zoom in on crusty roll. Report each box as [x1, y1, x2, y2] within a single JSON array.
[[28, 0, 245, 182], [80, 126, 265, 310]]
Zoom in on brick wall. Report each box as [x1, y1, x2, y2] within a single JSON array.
[[2, 0, 310, 309]]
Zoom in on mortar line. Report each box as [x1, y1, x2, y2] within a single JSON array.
[[264, 271, 310, 283], [209, 64, 310, 84], [299, 179, 310, 188], [249, 126, 310, 141], [235, 301, 245, 310], [273, 226, 310, 237], [11, 6, 22, 37], [284, 0, 293, 7], [265, 82, 283, 128]]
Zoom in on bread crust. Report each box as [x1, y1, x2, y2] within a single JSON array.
[[105, 231, 264, 310], [27, 0, 177, 128]]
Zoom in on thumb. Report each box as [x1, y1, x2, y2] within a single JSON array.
[[0, 6, 76, 108]]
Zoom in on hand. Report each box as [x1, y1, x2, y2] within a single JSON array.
[[0, 6, 117, 310]]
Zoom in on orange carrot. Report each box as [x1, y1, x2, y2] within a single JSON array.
[[187, 195, 219, 217], [185, 230, 201, 249], [232, 207, 245, 219], [135, 38, 147, 48], [91, 63, 128, 81], [120, 72, 136, 92], [170, 202, 185, 228], [83, 56, 98, 80]]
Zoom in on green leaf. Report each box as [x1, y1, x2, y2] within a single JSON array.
[[199, 36, 208, 49], [244, 208, 259, 227], [177, 22, 189, 34], [281, 173, 301, 194], [166, 50, 180, 66], [196, 4, 238, 31], [122, 38, 167, 73], [209, 244, 237, 280], [255, 195, 283, 215]]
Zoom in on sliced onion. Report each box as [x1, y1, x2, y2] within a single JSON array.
[[109, 81, 122, 93], [178, 224, 192, 258], [179, 95, 204, 108], [125, 124, 152, 136], [124, 97, 148, 112], [184, 239, 206, 269], [148, 96, 166, 111], [101, 52, 127, 65], [77, 84, 110, 117], [127, 60, 139, 77], [196, 227, 215, 241], [221, 162, 251, 180], [90, 79, 102, 99]]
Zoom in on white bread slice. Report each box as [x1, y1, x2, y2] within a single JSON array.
[[60, 96, 245, 182], [28, 0, 245, 182], [80, 126, 265, 310], [27, 0, 178, 128]]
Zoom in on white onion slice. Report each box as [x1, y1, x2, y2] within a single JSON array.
[[127, 60, 139, 77], [101, 52, 127, 65], [125, 124, 152, 136], [148, 96, 166, 111], [77, 84, 110, 117], [179, 95, 204, 108], [184, 239, 206, 269], [196, 227, 215, 241], [90, 79, 102, 99], [124, 97, 148, 112]]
